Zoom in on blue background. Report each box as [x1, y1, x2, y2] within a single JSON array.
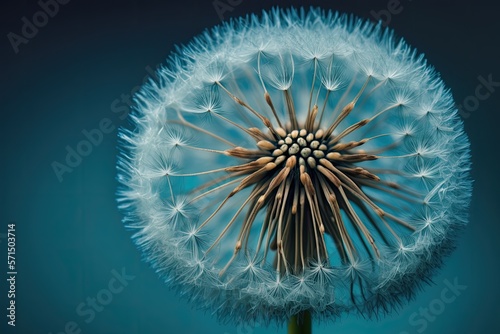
[[1, 0, 499, 333]]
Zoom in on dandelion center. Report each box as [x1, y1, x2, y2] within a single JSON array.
[[271, 129, 327, 170]]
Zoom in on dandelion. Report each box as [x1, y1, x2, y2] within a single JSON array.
[[117, 7, 472, 333]]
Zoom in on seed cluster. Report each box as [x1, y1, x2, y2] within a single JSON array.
[[272, 129, 327, 169]]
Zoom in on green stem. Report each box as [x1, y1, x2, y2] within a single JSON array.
[[288, 311, 312, 334]]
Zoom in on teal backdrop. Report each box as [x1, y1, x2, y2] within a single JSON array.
[[1, 0, 499, 333]]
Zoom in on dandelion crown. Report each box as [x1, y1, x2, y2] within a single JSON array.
[[117, 7, 471, 332]]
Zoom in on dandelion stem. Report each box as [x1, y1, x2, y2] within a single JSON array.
[[288, 311, 312, 334]]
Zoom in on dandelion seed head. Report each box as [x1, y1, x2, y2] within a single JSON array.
[[117, 7, 472, 326]]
